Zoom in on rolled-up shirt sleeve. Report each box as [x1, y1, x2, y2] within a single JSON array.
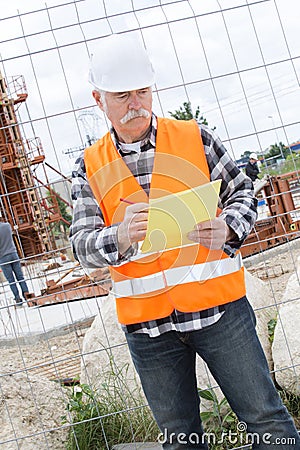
[[201, 126, 258, 257], [69, 156, 137, 268]]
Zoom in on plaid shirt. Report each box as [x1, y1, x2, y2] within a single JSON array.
[[70, 114, 257, 337]]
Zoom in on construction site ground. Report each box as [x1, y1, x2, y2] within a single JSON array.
[[0, 238, 299, 385]]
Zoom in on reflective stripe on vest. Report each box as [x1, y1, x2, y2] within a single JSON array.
[[113, 253, 243, 298]]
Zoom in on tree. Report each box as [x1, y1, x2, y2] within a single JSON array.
[[46, 191, 72, 234], [240, 150, 251, 160], [264, 142, 287, 160], [169, 101, 215, 129], [56, 196, 73, 232]]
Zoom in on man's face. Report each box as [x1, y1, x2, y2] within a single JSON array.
[[93, 87, 152, 143]]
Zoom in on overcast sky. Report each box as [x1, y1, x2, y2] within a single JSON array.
[[1, 0, 300, 179]]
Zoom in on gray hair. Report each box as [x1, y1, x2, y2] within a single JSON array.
[[95, 90, 107, 112]]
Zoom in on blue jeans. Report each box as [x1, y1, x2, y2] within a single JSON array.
[[126, 297, 300, 449], [0, 252, 29, 301]]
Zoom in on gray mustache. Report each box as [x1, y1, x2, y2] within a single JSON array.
[[120, 108, 150, 124]]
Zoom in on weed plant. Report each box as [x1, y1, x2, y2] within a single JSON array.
[[279, 389, 300, 429], [199, 388, 248, 449], [199, 386, 300, 449]]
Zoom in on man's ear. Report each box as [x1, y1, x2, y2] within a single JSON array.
[[92, 90, 103, 110]]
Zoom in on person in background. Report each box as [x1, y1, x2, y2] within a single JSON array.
[[70, 34, 300, 449], [0, 219, 29, 306], [245, 152, 260, 182]]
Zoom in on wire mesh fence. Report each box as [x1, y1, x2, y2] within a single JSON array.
[[0, 0, 299, 449]]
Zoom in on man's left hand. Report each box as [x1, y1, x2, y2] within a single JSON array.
[[187, 217, 234, 250]]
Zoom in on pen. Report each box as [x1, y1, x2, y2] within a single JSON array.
[[120, 197, 135, 205]]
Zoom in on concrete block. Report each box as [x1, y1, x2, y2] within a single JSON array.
[[112, 443, 162, 450]]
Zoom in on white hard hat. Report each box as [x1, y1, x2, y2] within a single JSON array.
[[88, 34, 155, 92], [249, 152, 258, 160]]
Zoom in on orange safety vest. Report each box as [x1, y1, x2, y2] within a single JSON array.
[[85, 118, 246, 325]]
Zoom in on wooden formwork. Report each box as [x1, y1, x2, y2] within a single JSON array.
[[27, 267, 112, 307]]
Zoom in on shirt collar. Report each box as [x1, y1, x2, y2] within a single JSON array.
[[110, 113, 157, 154]]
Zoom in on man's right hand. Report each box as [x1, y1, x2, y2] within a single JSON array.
[[117, 202, 149, 255]]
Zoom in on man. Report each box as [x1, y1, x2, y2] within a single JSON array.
[[0, 219, 29, 306], [245, 152, 260, 182], [70, 34, 299, 449]]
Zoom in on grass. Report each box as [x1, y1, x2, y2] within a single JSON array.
[[260, 156, 300, 177], [62, 363, 159, 450]]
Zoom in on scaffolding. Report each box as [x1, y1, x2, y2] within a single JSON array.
[[0, 70, 61, 258], [242, 173, 300, 257]]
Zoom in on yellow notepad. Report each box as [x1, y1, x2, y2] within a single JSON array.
[[140, 179, 221, 253]]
